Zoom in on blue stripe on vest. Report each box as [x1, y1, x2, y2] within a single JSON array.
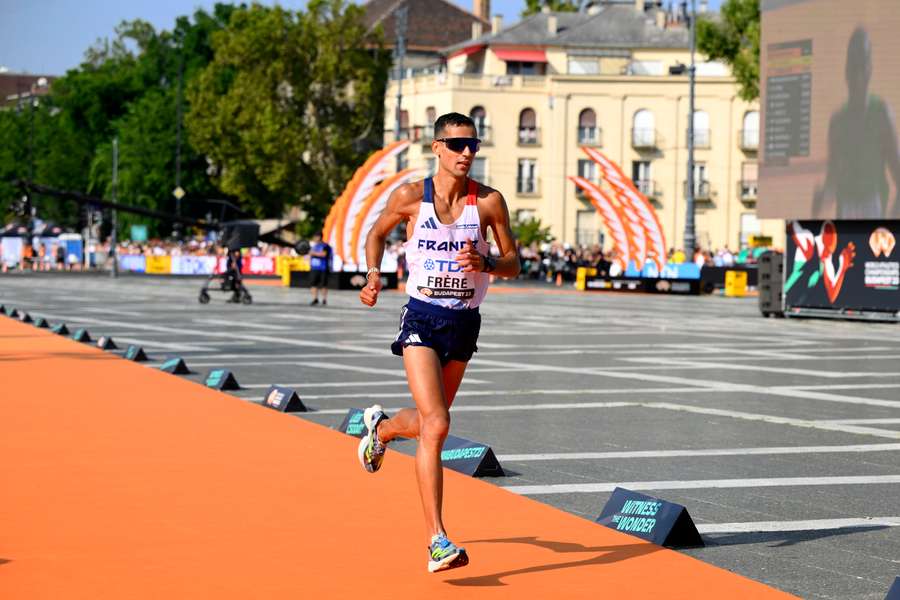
[[423, 177, 434, 204]]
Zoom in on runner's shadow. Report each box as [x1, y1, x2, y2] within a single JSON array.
[[705, 525, 891, 548], [446, 536, 661, 587]]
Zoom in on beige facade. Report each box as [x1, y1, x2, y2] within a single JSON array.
[[385, 39, 784, 252]]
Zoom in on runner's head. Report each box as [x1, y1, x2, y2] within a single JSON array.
[[432, 112, 479, 178], [846, 27, 871, 105]]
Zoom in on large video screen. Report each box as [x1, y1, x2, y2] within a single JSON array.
[[759, 0, 900, 219]]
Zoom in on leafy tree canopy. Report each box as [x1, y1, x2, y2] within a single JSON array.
[[522, 0, 585, 17], [697, 0, 760, 101], [187, 0, 389, 225]]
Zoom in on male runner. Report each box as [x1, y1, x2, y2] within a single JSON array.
[[357, 112, 519, 573], [308, 232, 332, 306]]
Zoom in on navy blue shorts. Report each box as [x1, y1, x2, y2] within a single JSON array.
[[391, 298, 481, 365]]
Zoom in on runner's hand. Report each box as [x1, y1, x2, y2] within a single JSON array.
[[455, 239, 483, 273], [360, 273, 383, 307]]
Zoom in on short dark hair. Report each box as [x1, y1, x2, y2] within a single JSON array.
[[434, 112, 477, 138]]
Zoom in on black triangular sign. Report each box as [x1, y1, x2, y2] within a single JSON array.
[[886, 577, 900, 600], [204, 369, 240, 390], [34, 317, 49, 328], [72, 328, 92, 342], [160, 357, 190, 374], [20, 312, 32, 323], [8, 308, 19, 318], [261, 385, 307, 412], [0, 304, 5, 313], [51, 323, 69, 335], [596, 487, 704, 548], [125, 345, 149, 362], [440, 435, 504, 477], [97, 336, 118, 350], [338, 408, 367, 437]]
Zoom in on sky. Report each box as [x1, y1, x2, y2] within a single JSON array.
[[1, 0, 723, 75]]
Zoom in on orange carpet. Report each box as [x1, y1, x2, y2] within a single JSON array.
[[0, 315, 795, 599]]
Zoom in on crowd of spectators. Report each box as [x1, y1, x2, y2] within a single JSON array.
[[4, 229, 766, 282]]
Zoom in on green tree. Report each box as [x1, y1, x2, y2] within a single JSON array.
[[522, 0, 584, 16], [187, 0, 390, 225], [513, 216, 554, 246], [697, 0, 760, 101]]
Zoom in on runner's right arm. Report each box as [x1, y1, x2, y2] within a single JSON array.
[[360, 184, 418, 307]]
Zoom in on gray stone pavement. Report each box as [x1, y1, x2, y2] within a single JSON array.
[[2, 272, 899, 599]]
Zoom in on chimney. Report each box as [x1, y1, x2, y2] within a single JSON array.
[[636, 0, 645, 12], [491, 14, 503, 34], [472, 21, 483, 39], [473, 0, 490, 20], [548, 14, 558, 34]]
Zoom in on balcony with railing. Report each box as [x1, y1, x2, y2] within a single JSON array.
[[516, 177, 541, 196], [739, 179, 758, 202], [517, 127, 541, 146], [420, 126, 435, 146], [633, 179, 661, 199], [632, 128, 657, 149], [688, 128, 711, 149], [740, 129, 759, 151], [577, 126, 602, 146], [684, 180, 713, 202], [475, 125, 493, 146]]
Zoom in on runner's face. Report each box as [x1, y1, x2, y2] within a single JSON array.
[[434, 124, 478, 177]]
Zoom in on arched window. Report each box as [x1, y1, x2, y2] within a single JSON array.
[[470, 106, 488, 141], [741, 110, 759, 149], [578, 108, 597, 144], [518, 108, 537, 145], [632, 109, 655, 147], [424, 106, 436, 140], [691, 110, 710, 147]]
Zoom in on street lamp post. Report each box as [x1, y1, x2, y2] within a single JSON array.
[[683, 0, 697, 257], [111, 137, 119, 278]]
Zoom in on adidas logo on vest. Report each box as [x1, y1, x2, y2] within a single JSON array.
[[420, 217, 438, 230]]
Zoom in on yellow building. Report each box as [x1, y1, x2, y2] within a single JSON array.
[[384, 2, 783, 252]]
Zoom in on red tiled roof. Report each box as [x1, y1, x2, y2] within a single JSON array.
[[363, 0, 487, 52]]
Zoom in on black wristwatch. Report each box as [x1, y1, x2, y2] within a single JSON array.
[[481, 253, 496, 273]]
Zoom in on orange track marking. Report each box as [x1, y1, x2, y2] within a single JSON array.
[[0, 316, 795, 599]]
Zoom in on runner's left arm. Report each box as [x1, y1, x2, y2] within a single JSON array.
[[483, 191, 521, 279]]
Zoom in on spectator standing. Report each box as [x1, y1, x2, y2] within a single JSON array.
[[309, 232, 332, 306]]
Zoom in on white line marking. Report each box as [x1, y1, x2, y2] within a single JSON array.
[[504, 475, 900, 495], [645, 402, 900, 440], [239, 380, 413, 389], [309, 401, 636, 414], [497, 443, 900, 462], [696, 517, 900, 534], [622, 357, 900, 379], [34, 312, 386, 355], [816, 418, 900, 425], [472, 357, 900, 410]]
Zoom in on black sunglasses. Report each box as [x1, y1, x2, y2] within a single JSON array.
[[435, 137, 481, 153]]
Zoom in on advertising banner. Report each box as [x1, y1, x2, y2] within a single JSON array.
[[118, 255, 147, 273], [145, 255, 172, 274], [171, 256, 217, 275], [216, 255, 276, 275], [785, 220, 899, 312]]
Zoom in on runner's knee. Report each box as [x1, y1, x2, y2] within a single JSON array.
[[419, 412, 450, 445]]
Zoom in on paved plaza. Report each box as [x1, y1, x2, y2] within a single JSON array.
[[2, 273, 899, 599]]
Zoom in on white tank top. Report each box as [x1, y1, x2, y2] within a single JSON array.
[[404, 178, 490, 309]]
